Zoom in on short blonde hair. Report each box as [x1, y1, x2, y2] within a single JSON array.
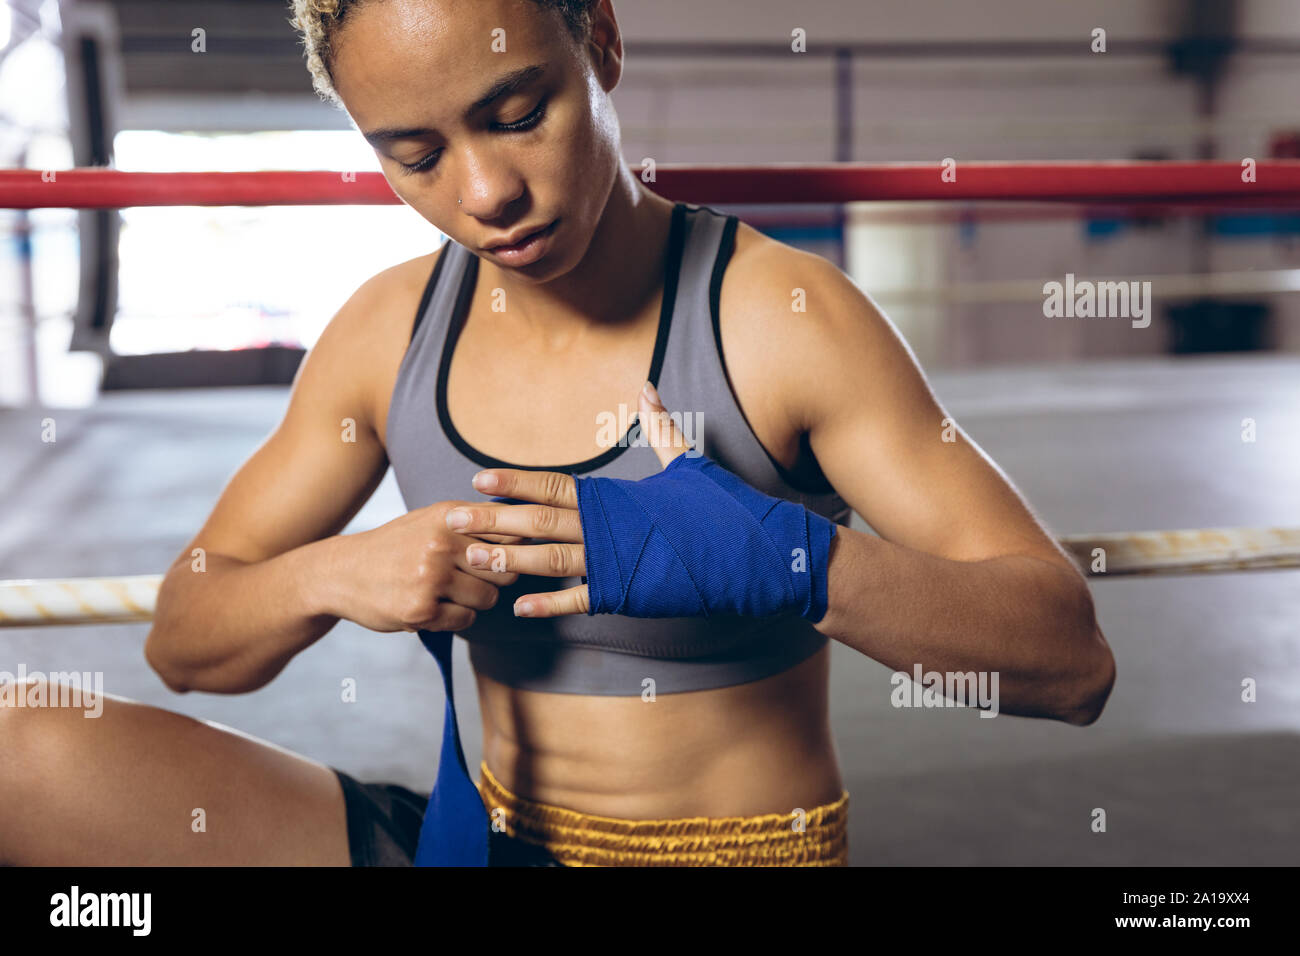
[[288, 0, 599, 106], [287, 1, 350, 105]]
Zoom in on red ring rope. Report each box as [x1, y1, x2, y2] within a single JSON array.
[[1, 161, 1298, 209]]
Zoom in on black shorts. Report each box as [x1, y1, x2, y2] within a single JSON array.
[[334, 769, 567, 867]]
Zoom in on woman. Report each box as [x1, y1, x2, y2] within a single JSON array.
[[0, 0, 1113, 867]]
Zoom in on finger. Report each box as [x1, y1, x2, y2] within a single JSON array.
[[468, 532, 529, 545], [445, 502, 582, 542], [513, 584, 591, 619], [450, 536, 521, 585], [465, 541, 585, 578], [410, 602, 476, 634], [471, 469, 577, 509], [639, 380, 693, 469], [433, 502, 527, 543], [442, 566, 511, 611]]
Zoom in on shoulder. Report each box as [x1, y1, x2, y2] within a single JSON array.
[[306, 245, 448, 444], [717, 218, 905, 434], [721, 218, 855, 311]]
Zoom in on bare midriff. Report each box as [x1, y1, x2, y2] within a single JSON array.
[[474, 642, 845, 820]]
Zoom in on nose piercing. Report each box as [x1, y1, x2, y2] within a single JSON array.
[[458, 198, 463, 205]]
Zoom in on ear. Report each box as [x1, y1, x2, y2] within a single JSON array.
[[586, 0, 623, 93]]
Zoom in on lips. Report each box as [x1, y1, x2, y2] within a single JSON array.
[[484, 220, 556, 252]]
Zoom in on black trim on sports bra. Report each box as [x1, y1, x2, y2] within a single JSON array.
[[435, 201, 688, 474], [706, 210, 835, 495], [408, 242, 452, 344]]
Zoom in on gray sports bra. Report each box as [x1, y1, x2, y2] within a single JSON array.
[[385, 202, 851, 696]]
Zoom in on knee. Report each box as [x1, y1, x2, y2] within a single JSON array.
[[0, 678, 90, 799], [0, 680, 41, 797], [0, 678, 113, 865], [0, 680, 45, 860]]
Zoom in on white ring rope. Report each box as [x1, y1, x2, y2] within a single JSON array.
[[1, 526, 1297, 628]]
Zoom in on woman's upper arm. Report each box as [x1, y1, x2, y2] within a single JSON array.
[[730, 242, 1081, 576]]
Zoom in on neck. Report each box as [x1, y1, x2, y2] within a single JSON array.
[[481, 166, 677, 340]]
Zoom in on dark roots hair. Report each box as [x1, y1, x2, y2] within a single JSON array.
[[289, 0, 600, 105]]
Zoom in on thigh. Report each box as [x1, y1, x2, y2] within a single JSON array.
[[0, 679, 350, 866]]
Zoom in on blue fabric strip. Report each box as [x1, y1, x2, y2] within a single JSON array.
[[412, 494, 529, 867], [412, 628, 489, 867]]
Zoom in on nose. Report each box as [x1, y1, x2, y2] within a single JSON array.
[[456, 145, 525, 220]]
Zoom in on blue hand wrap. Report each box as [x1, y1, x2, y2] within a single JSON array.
[[574, 452, 838, 622], [412, 493, 524, 868]]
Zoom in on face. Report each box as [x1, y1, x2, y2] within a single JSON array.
[[332, 0, 623, 281]]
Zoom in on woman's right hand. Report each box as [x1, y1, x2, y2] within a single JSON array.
[[324, 500, 523, 633]]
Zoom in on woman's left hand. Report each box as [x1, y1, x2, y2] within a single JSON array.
[[444, 381, 692, 619]]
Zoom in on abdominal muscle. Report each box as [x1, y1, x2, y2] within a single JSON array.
[[473, 641, 845, 820]]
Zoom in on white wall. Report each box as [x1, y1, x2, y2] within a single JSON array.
[[603, 1, 1300, 367], [613, 0, 1183, 42]]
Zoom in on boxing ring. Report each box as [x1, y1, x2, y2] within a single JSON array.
[[2, 162, 1299, 866], [3, 160, 1300, 208], [2, 160, 1299, 628]]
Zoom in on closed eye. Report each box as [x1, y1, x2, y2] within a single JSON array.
[[398, 150, 443, 175], [495, 99, 547, 133], [397, 100, 548, 176]]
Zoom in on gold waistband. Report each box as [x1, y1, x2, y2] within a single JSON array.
[[475, 761, 849, 867]]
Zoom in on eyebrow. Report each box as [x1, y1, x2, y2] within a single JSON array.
[[361, 64, 547, 147]]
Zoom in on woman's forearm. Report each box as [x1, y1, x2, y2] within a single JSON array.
[[144, 536, 344, 694], [815, 527, 1114, 724]]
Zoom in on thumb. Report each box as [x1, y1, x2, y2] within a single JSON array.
[[639, 380, 692, 469]]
